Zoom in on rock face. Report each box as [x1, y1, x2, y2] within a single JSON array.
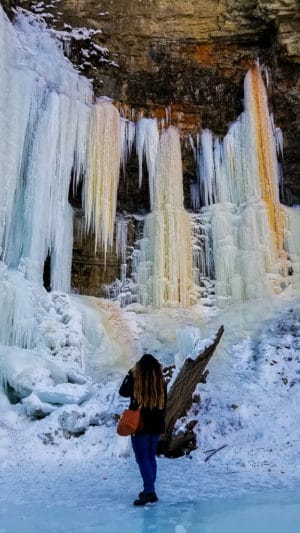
[[5, 0, 300, 293]]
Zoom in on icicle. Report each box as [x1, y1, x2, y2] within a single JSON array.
[[115, 218, 128, 264], [134, 127, 194, 307], [120, 118, 135, 175], [270, 112, 283, 162], [213, 137, 229, 204], [190, 182, 201, 211], [136, 118, 159, 206], [84, 100, 122, 258], [199, 129, 216, 206], [190, 213, 212, 285], [189, 134, 197, 161], [165, 106, 172, 127], [263, 65, 270, 88], [0, 9, 35, 259]]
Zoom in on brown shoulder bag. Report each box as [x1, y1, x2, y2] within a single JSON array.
[[117, 408, 143, 436]]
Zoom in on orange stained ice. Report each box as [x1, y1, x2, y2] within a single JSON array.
[[247, 64, 285, 252]]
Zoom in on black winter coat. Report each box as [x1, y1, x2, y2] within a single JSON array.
[[119, 371, 167, 435]]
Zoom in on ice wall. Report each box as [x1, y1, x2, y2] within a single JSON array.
[[191, 62, 297, 306], [0, 6, 94, 354], [0, 6, 140, 364], [0, 8, 93, 292]]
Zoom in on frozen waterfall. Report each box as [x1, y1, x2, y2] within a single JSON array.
[[0, 8, 93, 293], [133, 124, 195, 307], [0, 3, 299, 326], [190, 62, 299, 306]]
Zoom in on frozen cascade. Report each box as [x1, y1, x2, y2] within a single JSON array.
[[0, 6, 101, 376], [0, 8, 93, 292], [84, 100, 122, 258], [0, 2, 298, 375], [192, 62, 297, 306], [134, 126, 195, 307], [175, 326, 202, 367]]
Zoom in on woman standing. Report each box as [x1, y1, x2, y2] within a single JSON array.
[[119, 353, 166, 506]]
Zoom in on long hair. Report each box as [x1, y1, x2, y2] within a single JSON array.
[[133, 354, 165, 409]]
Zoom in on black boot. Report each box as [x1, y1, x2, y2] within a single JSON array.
[[133, 492, 158, 506]]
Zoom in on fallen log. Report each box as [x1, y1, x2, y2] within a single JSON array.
[[158, 325, 224, 457]]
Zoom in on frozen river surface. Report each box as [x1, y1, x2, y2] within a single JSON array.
[[0, 491, 299, 533], [1, 458, 299, 533]]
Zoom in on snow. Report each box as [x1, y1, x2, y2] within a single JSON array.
[[0, 346, 67, 399], [1, 251, 300, 528], [1, 290, 300, 479]]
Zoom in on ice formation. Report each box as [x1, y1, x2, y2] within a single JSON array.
[[84, 100, 122, 257], [115, 218, 129, 284], [0, 8, 93, 293], [134, 126, 194, 307], [120, 117, 135, 176], [1, 9, 300, 508], [0, 7, 128, 403], [190, 62, 300, 306], [136, 117, 159, 207], [0, 1, 299, 403]]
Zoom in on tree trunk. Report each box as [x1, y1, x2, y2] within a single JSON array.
[[158, 325, 224, 457]]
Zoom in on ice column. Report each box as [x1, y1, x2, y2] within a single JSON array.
[[85, 100, 122, 258], [152, 127, 194, 307], [121, 118, 135, 175], [135, 126, 194, 307], [136, 118, 159, 208], [244, 63, 286, 252], [115, 218, 128, 285]]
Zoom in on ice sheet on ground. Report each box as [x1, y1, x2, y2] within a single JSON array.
[[35, 382, 94, 405]]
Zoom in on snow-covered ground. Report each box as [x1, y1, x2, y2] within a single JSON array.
[[0, 285, 300, 531]]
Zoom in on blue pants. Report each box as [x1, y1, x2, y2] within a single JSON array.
[[131, 433, 159, 494]]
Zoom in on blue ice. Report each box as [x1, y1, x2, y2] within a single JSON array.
[[0, 490, 299, 532]]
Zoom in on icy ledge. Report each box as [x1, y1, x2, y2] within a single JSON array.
[[0, 346, 93, 410]]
